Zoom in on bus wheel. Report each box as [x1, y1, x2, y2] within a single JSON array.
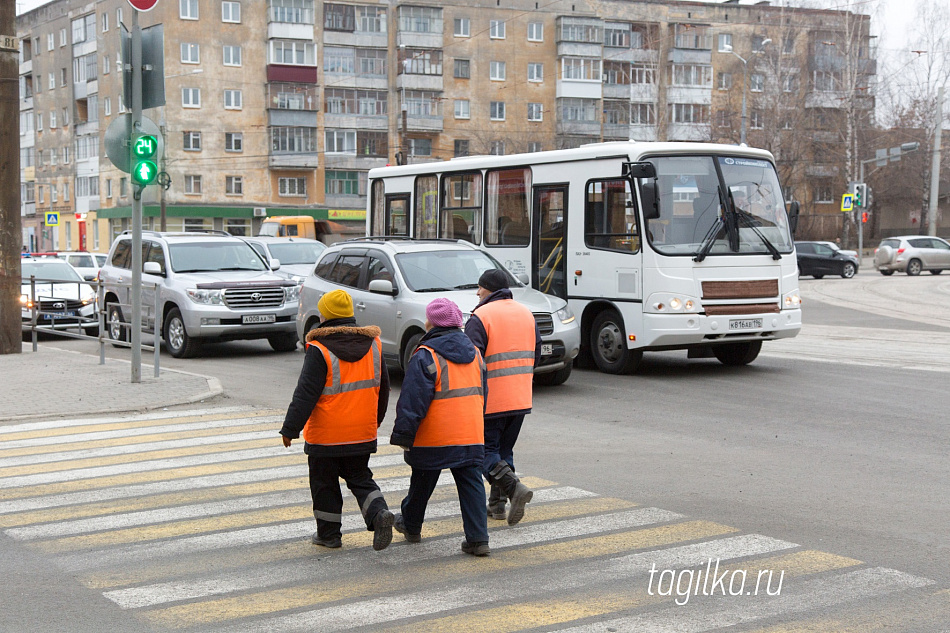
[[590, 310, 642, 374], [712, 341, 762, 366]]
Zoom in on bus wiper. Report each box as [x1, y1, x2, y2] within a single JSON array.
[[733, 206, 782, 260], [453, 283, 479, 290], [693, 216, 724, 263]]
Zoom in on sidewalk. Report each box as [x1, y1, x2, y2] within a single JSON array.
[[0, 343, 223, 423]]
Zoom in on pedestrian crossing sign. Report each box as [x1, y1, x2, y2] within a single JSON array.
[[841, 194, 854, 212], [45, 211, 60, 226]]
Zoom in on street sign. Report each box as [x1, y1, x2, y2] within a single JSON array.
[[105, 114, 163, 173], [120, 24, 165, 110], [841, 194, 854, 212], [45, 212, 59, 226], [128, 0, 159, 11]]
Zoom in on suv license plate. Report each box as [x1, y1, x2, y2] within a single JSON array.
[[541, 343, 553, 355], [729, 318, 762, 331], [242, 314, 276, 324]]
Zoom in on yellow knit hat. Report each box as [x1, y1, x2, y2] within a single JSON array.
[[317, 289, 354, 320]]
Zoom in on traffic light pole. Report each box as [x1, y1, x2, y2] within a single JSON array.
[[130, 9, 143, 383]]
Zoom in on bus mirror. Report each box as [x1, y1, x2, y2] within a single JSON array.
[[787, 201, 800, 236], [623, 161, 656, 179], [640, 181, 660, 220]]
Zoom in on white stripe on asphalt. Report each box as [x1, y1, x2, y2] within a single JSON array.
[[0, 416, 283, 450], [552, 567, 934, 633], [0, 406, 257, 436], [103, 504, 662, 609], [0, 451, 407, 517], [58, 485, 595, 573], [0, 430, 277, 469], [209, 533, 798, 633]]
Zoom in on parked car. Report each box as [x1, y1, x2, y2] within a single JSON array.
[[20, 258, 98, 331], [297, 238, 581, 386], [795, 241, 859, 279], [239, 236, 327, 284], [55, 251, 104, 281], [98, 231, 301, 358], [874, 235, 950, 276]]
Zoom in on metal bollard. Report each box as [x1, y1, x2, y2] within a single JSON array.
[[98, 280, 106, 365], [153, 282, 161, 377], [30, 276, 37, 352]]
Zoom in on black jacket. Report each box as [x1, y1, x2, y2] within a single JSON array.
[[280, 317, 390, 456]]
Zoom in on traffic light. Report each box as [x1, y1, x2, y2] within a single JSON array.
[[853, 183, 866, 208], [131, 133, 159, 188], [862, 211, 868, 223]]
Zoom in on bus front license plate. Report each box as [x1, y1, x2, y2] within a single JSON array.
[[242, 314, 276, 324], [729, 318, 762, 331], [541, 344, 553, 356]]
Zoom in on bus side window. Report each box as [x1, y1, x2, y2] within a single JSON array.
[[485, 168, 531, 246], [441, 172, 482, 244], [414, 176, 439, 239], [585, 179, 640, 253]]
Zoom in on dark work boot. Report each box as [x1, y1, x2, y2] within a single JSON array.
[[393, 513, 421, 543], [372, 509, 394, 551], [487, 483, 507, 521], [311, 532, 342, 548], [488, 461, 533, 526], [460, 539, 491, 556]]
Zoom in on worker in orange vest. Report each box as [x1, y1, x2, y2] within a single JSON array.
[[465, 268, 542, 526], [280, 289, 394, 551], [390, 298, 490, 556]]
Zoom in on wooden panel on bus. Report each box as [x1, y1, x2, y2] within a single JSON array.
[[701, 280, 778, 300], [705, 302, 780, 316]]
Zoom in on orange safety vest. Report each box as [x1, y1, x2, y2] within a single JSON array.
[[476, 299, 536, 415], [303, 338, 382, 446], [413, 345, 485, 448]]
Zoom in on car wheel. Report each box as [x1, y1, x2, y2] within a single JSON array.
[[841, 263, 856, 279], [813, 274, 824, 279], [533, 363, 572, 386], [164, 307, 201, 358], [906, 259, 922, 276], [929, 269, 943, 275], [401, 331, 425, 373], [268, 333, 298, 352], [712, 341, 762, 366], [880, 270, 895, 276], [107, 303, 127, 347], [590, 309, 642, 374], [302, 317, 321, 346]]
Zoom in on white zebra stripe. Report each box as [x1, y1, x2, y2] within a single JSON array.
[[0, 406, 259, 436]]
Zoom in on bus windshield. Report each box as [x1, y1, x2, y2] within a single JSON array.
[[645, 155, 793, 256]]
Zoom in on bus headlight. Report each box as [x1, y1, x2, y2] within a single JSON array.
[[647, 293, 701, 313], [782, 291, 802, 308]]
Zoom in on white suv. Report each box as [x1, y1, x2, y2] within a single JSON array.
[[99, 231, 300, 357], [297, 238, 581, 386], [874, 236, 950, 276]]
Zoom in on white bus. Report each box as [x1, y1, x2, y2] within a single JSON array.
[[366, 141, 802, 374]]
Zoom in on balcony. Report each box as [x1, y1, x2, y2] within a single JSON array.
[[326, 73, 388, 91], [324, 30, 387, 48], [630, 84, 658, 102], [268, 23, 314, 41], [323, 154, 387, 170], [667, 86, 711, 104], [668, 49, 711, 65], [556, 80, 601, 100], [607, 48, 658, 64], [324, 113, 388, 130], [557, 120, 600, 137], [396, 31, 442, 50], [269, 152, 319, 169], [556, 42, 602, 58], [324, 193, 367, 209], [268, 109, 318, 127], [397, 74, 443, 92], [629, 124, 658, 141], [603, 83, 629, 100], [406, 114, 443, 132], [267, 65, 319, 84], [805, 164, 838, 178], [602, 123, 630, 140], [667, 123, 711, 142], [805, 91, 846, 109]]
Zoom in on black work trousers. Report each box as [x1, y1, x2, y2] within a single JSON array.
[[308, 453, 388, 541]]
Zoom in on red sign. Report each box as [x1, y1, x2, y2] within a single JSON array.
[[127, 0, 159, 11]]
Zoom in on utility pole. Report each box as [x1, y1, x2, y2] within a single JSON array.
[[130, 9, 144, 382], [927, 86, 944, 237], [0, 3, 21, 355]]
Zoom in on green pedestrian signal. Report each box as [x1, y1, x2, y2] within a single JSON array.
[[133, 159, 158, 185], [131, 133, 159, 187]]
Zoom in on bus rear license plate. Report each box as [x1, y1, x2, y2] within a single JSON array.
[[541, 343, 553, 356], [729, 318, 762, 330], [242, 314, 276, 324]]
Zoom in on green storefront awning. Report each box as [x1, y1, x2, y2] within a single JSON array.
[[95, 205, 344, 220]]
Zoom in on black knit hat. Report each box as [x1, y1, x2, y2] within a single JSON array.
[[478, 269, 509, 292]]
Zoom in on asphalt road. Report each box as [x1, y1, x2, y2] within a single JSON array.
[[12, 268, 950, 630]]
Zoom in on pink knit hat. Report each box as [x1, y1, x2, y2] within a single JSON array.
[[426, 298, 464, 328]]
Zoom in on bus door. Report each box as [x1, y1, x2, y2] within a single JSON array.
[[532, 185, 568, 300]]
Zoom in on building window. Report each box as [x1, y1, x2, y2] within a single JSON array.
[[103, 55, 110, 74], [454, 59, 470, 79], [454, 17, 470, 37], [225, 132, 243, 152], [671, 64, 712, 87], [716, 110, 731, 127], [674, 24, 711, 50], [222, 1, 241, 23], [223, 45, 242, 66], [750, 73, 764, 92], [226, 219, 249, 236], [324, 46, 355, 74], [604, 24, 631, 48], [356, 6, 386, 33], [752, 35, 769, 53], [36, 112, 42, 131], [183, 131, 201, 151], [813, 71, 839, 92], [782, 73, 799, 93], [561, 57, 601, 81], [272, 127, 317, 153], [454, 99, 470, 119], [325, 129, 356, 154], [813, 182, 832, 203], [272, 0, 315, 25], [408, 138, 431, 156], [184, 175, 202, 194], [105, 97, 111, 116], [490, 101, 505, 121], [398, 6, 442, 33], [750, 110, 764, 129], [718, 34, 732, 52], [631, 63, 655, 84], [490, 141, 505, 156], [226, 176, 243, 195], [454, 139, 469, 157], [60, 68, 67, 86], [782, 33, 795, 54], [120, 177, 127, 197], [490, 61, 506, 81], [490, 20, 506, 39], [560, 18, 601, 43], [717, 72, 732, 90], [224, 89, 243, 109], [180, 0, 199, 20], [270, 40, 316, 66], [560, 98, 597, 122], [527, 142, 543, 152], [116, 7, 122, 27], [527, 102, 543, 121], [47, 33, 54, 51], [528, 62, 543, 82], [180, 42, 200, 64], [400, 49, 441, 75], [279, 177, 307, 196], [527, 22, 543, 42], [50, 110, 57, 128], [62, 147, 69, 164], [106, 179, 113, 199], [324, 4, 355, 30], [60, 28, 66, 47], [182, 87, 201, 108], [325, 170, 366, 196], [669, 103, 709, 124]]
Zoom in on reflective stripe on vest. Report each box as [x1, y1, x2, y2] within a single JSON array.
[[303, 338, 381, 446], [413, 345, 485, 448], [476, 299, 535, 415]]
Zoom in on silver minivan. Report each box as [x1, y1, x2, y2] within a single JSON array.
[[297, 239, 581, 386], [874, 235, 950, 276]]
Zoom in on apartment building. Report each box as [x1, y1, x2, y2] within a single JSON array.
[[18, 0, 875, 250]]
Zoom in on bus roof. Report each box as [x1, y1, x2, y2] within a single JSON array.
[[369, 141, 776, 179]]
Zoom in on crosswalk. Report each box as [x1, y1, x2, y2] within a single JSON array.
[[0, 407, 943, 632]]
